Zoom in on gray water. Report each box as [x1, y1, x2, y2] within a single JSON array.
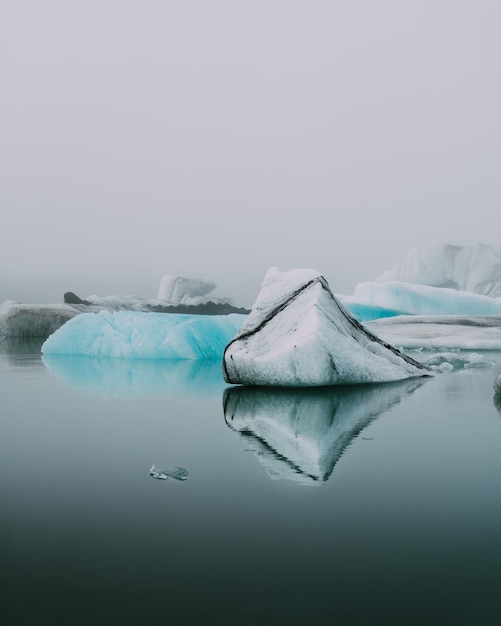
[[2, 340, 501, 625]]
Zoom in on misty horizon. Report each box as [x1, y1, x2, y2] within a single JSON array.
[[2, 1, 500, 307]]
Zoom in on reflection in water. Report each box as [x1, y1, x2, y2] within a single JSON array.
[[493, 391, 501, 414], [224, 379, 426, 485], [1, 337, 45, 366], [42, 354, 226, 397]]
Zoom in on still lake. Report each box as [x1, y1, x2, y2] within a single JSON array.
[[2, 339, 501, 626]]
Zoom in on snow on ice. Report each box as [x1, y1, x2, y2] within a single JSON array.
[[224, 378, 426, 484], [222, 267, 430, 387]]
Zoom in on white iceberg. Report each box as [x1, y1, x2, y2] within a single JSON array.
[[41, 310, 245, 360], [158, 275, 214, 303], [366, 315, 501, 350], [375, 242, 501, 296], [222, 267, 430, 387], [0, 301, 80, 339], [157, 274, 231, 306]]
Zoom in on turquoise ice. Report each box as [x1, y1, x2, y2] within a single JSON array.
[[41, 310, 245, 360]]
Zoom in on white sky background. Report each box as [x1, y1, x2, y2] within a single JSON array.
[[1, 1, 500, 306]]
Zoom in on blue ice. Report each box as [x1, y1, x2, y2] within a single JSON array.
[[41, 310, 245, 360]]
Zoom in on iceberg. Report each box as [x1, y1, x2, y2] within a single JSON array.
[[224, 378, 426, 484], [366, 315, 501, 350], [222, 267, 430, 387], [375, 242, 501, 296], [42, 310, 245, 360], [158, 275, 219, 304], [347, 281, 501, 317], [0, 301, 80, 339]]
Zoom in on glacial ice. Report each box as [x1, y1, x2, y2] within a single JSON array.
[[158, 275, 214, 303], [223, 267, 430, 387], [374, 242, 501, 296], [346, 281, 501, 317], [224, 378, 426, 484], [0, 301, 80, 339], [420, 352, 495, 373], [149, 465, 189, 481], [41, 310, 245, 360], [366, 315, 501, 350]]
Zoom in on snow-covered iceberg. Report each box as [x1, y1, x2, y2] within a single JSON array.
[[42, 310, 245, 360], [224, 378, 426, 484], [0, 301, 80, 339], [223, 267, 430, 387], [375, 242, 501, 296]]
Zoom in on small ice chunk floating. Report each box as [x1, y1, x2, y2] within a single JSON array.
[[149, 465, 189, 481], [223, 267, 431, 387]]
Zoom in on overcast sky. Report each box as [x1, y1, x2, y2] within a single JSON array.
[[1, 1, 500, 305]]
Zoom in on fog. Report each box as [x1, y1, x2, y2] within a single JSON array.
[[1, 1, 500, 307]]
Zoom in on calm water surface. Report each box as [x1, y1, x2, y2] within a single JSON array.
[[2, 340, 501, 625]]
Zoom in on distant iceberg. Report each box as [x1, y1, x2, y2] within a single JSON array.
[[0, 301, 79, 339], [344, 243, 501, 318], [223, 267, 430, 387], [367, 315, 501, 350], [156, 274, 233, 306], [375, 242, 501, 296], [42, 310, 245, 360], [344, 281, 501, 317]]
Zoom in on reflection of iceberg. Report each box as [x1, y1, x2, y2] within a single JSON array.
[[223, 379, 426, 485], [42, 354, 226, 397]]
